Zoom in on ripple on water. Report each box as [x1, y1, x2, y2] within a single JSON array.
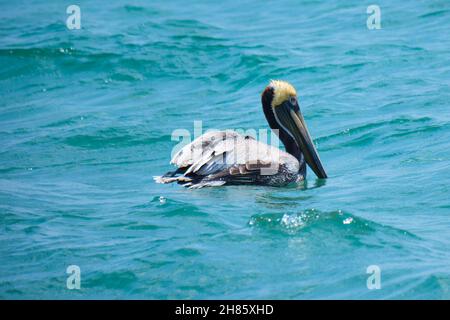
[[84, 271, 138, 290], [248, 209, 420, 241], [249, 209, 356, 234]]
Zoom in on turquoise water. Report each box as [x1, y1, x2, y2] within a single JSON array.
[[1, 0, 450, 299]]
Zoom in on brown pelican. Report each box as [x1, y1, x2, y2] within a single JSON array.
[[154, 80, 327, 188]]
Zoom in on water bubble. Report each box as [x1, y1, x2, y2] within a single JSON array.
[[343, 217, 353, 225], [281, 213, 305, 229]]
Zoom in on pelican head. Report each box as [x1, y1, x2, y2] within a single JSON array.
[[262, 80, 327, 179]]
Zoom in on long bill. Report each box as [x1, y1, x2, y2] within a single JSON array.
[[274, 103, 328, 179]]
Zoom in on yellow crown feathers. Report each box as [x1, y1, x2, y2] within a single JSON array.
[[267, 80, 297, 107]]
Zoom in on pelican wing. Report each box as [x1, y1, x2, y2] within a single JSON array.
[[170, 130, 239, 168], [155, 130, 298, 188]]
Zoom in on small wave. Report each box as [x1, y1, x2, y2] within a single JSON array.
[[132, 197, 209, 218], [249, 209, 351, 234], [123, 5, 147, 13], [419, 10, 449, 19], [42, 116, 89, 128], [316, 116, 438, 151], [169, 248, 202, 257], [249, 209, 420, 241], [83, 271, 138, 290], [165, 19, 220, 31], [63, 128, 171, 149]]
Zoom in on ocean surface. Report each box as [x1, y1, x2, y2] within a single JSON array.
[[1, 0, 450, 299]]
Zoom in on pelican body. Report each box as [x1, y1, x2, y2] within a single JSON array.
[[155, 80, 327, 188]]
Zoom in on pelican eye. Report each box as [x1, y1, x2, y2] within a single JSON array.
[[289, 96, 297, 105]]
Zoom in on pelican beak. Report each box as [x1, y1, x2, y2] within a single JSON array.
[[274, 100, 327, 179]]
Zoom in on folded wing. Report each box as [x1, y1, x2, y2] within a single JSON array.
[[154, 130, 298, 188]]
